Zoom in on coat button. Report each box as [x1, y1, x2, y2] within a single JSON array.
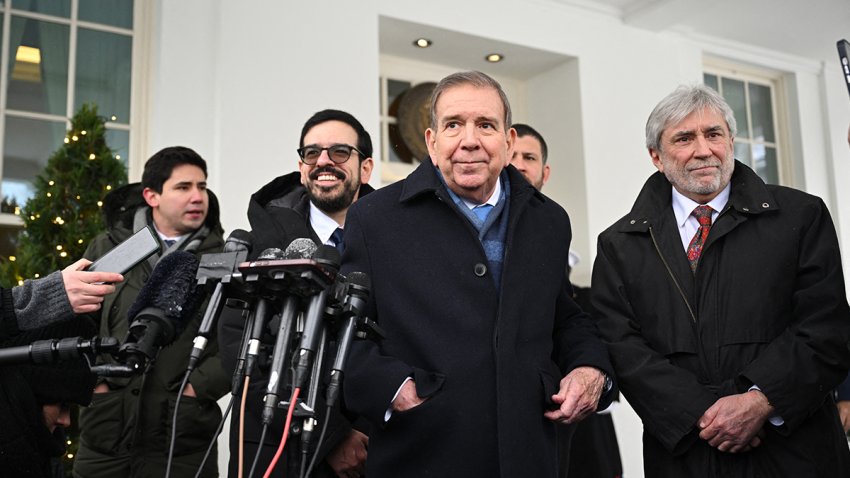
[[474, 263, 487, 277]]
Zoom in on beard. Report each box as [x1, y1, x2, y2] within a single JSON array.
[[661, 150, 734, 199], [305, 166, 360, 213]]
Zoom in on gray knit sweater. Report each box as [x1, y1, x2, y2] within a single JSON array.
[[11, 271, 74, 331]]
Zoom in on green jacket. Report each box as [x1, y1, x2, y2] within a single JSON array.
[[73, 183, 227, 478]]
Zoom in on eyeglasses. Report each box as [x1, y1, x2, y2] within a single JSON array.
[[296, 144, 363, 165]]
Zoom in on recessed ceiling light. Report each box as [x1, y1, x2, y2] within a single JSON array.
[[485, 53, 504, 63], [413, 38, 432, 48]]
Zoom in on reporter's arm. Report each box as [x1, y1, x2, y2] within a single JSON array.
[[60, 258, 122, 314], [12, 270, 74, 330], [10, 259, 122, 332]]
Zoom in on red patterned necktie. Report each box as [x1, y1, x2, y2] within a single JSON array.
[[687, 205, 714, 272]]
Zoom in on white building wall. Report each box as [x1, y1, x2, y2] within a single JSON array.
[[143, 1, 850, 476]]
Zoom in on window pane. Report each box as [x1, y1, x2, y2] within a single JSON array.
[[79, 0, 134, 29], [2, 116, 66, 205], [7, 17, 70, 115], [75, 28, 131, 123], [720, 78, 748, 139], [388, 123, 413, 163], [104, 128, 129, 168], [0, 224, 24, 261], [13, 0, 70, 18], [387, 79, 411, 117], [703, 74, 718, 93], [748, 83, 775, 143], [734, 141, 751, 168], [753, 144, 778, 184]]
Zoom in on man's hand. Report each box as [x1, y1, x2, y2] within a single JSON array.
[[543, 366, 604, 424], [837, 401, 850, 433], [62, 259, 123, 314], [182, 383, 197, 398], [698, 390, 773, 453], [391, 379, 425, 413], [326, 429, 368, 478]]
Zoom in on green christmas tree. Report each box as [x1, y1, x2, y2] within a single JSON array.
[[0, 103, 127, 287]]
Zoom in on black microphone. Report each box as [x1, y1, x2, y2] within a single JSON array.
[[292, 245, 340, 390], [224, 229, 252, 257], [237, 239, 321, 387], [196, 229, 254, 284], [93, 251, 201, 377], [188, 230, 254, 371], [326, 272, 370, 407], [0, 336, 120, 366], [261, 294, 299, 425]]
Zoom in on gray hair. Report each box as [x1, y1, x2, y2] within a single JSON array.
[[645, 84, 737, 151], [429, 71, 512, 132]]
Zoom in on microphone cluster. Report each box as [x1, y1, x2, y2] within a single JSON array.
[[0, 230, 379, 478], [206, 236, 379, 476]]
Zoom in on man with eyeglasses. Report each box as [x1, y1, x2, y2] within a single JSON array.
[[218, 109, 374, 477]]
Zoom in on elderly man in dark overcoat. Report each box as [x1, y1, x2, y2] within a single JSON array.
[[340, 71, 615, 478], [592, 84, 850, 477]]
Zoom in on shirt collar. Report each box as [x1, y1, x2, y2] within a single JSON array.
[[309, 201, 341, 246], [152, 223, 187, 243], [671, 182, 731, 227], [458, 177, 502, 211]]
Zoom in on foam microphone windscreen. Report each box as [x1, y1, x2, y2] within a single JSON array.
[[283, 237, 318, 260], [127, 250, 201, 338], [346, 271, 371, 291], [258, 247, 286, 260]]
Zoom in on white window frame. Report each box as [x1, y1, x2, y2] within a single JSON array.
[[704, 58, 791, 186], [0, 0, 148, 226]]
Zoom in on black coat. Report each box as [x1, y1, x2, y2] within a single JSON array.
[[341, 161, 614, 478], [592, 162, 850, 477]]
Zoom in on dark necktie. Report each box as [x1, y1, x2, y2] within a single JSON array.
[[163, 239, 176, 248], [331, 227, 344, 254], [687, 205, 714, 272]]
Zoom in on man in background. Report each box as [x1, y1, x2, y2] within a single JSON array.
[[510, 123, 623, 478], [74, 147, 227, 478], [218, 109, 374, 477]]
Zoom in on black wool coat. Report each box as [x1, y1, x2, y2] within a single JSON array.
[[341, 161, 614, 478], [592, 161, 850, 477]]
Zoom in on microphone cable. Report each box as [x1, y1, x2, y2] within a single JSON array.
[[165, 369, 193, 478], [302, 404, 332, 478], [261, 387, 301, 478], [241, 375, 257, 478], [193, 397, 234, 478]]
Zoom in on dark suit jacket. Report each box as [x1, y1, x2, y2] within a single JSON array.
[[341, 161, 614, 478]]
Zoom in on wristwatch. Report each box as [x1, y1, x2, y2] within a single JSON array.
[[601, 371, 613, 394]]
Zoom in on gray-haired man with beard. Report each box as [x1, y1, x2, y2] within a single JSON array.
[[218, 109, 374, 477], [592, 85, 850, 477]]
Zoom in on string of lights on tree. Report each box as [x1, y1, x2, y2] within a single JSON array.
[[0, 103, 127, 288], [0, 104, 127, 472]]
